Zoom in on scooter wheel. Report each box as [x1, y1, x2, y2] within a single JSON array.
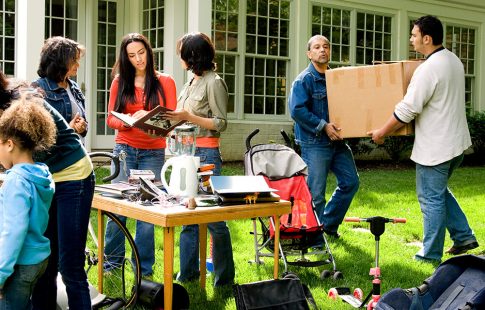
[[320, 270, 331, 279], [327, 287, 339, 300], [333, 271, 344, 280], [354, 288, 364, 300]]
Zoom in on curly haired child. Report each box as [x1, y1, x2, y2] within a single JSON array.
[[0, 94, 56, 309]]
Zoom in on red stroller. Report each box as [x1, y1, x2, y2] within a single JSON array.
[[244, 129, 341, 279]]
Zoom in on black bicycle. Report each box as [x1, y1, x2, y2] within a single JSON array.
[[85, 151, 141, 309]]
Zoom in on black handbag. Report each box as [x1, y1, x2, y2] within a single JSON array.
[[233, 277, 317, 310]]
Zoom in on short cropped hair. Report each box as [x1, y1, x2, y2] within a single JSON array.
[[307, 35, 330, 51], [414, 15, 443, 45]]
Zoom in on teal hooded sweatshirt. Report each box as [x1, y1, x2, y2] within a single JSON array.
[[0, 162, 54, 287]]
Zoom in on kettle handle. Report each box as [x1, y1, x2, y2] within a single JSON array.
[[161, 156, 176, 194]]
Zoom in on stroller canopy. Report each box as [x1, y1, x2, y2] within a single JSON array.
[[245, 143, 307, 180]]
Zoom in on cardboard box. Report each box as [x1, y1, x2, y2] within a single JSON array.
[[326, 61, 422, 138]]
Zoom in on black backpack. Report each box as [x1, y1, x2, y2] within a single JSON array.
[[376, 255, 485, 310]]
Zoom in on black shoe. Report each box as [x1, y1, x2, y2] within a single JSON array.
[[323, 229, 340, 239], [445, 241, 479, 255]]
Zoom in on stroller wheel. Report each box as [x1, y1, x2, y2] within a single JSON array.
[[320, 270, 332, 279], [333, 271, 344, 280], [353, 288, 364, 300], [327, 287, 339, 300]]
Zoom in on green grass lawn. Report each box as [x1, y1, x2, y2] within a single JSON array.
[[95, 162, 485, 309]]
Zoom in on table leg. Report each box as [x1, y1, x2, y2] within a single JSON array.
[[164, 227, 175, 310], [97, 209, 105, 293], [273, 215, 280, 279], [199, 223, 208, 289]]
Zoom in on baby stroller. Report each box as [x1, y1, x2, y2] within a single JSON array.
[[244, 129, 341, 279]]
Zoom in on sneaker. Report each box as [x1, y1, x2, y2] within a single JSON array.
[[445, 241, 479, 255]]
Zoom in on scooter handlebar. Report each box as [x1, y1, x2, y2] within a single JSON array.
[[344, 216, 407, 223], [344, 217, 362, 222]]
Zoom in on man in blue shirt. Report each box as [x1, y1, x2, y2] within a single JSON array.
[[289, 35, 359, 241]]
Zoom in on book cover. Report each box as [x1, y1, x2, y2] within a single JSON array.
[[111, 105, 186, 137], [130, 169, 155, 178]]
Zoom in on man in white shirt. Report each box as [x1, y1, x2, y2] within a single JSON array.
[[368, 15, 478, 263]]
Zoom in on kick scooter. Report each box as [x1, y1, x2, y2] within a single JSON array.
[[328, 216, 406, 309]]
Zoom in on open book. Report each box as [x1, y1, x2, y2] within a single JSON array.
[[111, 106, 186, 137]]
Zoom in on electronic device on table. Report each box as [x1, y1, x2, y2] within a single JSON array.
[[139, 177, 166, 200]]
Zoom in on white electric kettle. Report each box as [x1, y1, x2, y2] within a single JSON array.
[[161, 155, 199, 197]]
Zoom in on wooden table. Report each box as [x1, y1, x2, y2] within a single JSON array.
[[92, 194, 291, 310]]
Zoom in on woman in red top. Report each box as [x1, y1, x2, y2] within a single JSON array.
[[105, 33, 177, 277]]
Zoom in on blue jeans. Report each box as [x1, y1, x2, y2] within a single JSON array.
[[104, 144, 165, 276], [0, 259, 48, 310], [415, 154, 476, 262], [32, 173, 95, 310], [300, 141, 359, 233], [177, 147, 235, 286]]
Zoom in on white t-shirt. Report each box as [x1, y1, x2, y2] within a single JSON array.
[[394, 48, 471, 166]]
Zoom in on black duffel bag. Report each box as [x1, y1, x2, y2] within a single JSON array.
[[233, 275, 317, 310]]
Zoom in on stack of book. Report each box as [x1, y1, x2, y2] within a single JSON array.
[[95, 182, 138, 197], [129, 169, 156, 184]]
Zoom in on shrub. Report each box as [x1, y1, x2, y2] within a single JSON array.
[[346, 137, 375, 156], [467, 111, 485, 163], [379, 135, 414, 162]]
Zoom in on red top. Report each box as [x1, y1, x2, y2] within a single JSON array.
[[107, 73, 177, 149]]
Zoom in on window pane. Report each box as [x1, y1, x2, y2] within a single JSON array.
[[247, 15, 256, 34], [214, 12, 227, 30], [108, 24, 117, 45], [258, 17, 268, 36], [98, 2, 107, 22], [51, 18, 64, 36], [5, 37, 14, 59], [255, 58, 264, 76], [66, 20, 77, 39], [5, 13, 14, 36], [52, 0, 64, 17], [66, 1, 78, 19], [97, 46, 106, 67], [98, 25, 106, 44], [108, 2, 117, 23]]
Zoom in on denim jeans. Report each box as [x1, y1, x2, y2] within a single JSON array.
[[32, 173, 95, 310], [0, 259, 48, 310], [104, 144, 165, 276], [177, 147, 235, 286], [300, 141, 359, 233], [414, 154, 476, 262]]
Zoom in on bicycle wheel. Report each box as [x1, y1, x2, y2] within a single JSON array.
[[85, 210, 141, 308]]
